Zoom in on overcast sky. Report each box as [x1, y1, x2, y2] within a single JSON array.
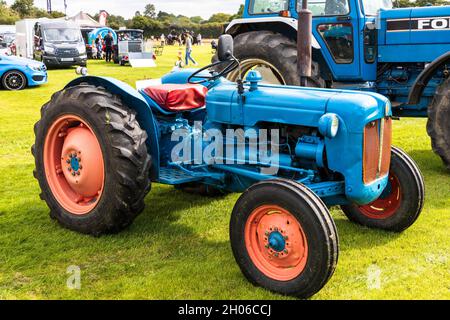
[[5, 0, 244, 19]]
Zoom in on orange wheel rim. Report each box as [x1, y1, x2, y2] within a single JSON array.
[[245, 205, 308, 281], [358, 173, 402, 219], [43, 115, 104, 215]]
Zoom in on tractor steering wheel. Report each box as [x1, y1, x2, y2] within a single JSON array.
[[188, 58, 239, 84]]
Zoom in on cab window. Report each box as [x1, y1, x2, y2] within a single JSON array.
[[250, 0, 289, 14], [297, 0, 350, 16], [318, 23, 354, 63]]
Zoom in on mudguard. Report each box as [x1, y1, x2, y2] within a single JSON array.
[[65, 76, 160, 180]]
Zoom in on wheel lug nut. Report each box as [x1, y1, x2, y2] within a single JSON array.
[[284, 236, 288, 240], [72, 172, 76, 176], [77, 157, 81, 162], [274, 253, 279, 257], [265, 231, 269, 236], [284, 249, 288, 254], [66, 159, 70, 164], [68, 168, 72, 172], [79, 165, 83, 170], [265, 244, 269, 249], [76, 171, 81, 176]]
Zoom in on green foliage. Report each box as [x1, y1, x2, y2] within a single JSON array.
[[11, 0, 33, 17], [207, 13, 233, 23], [0, 1, 20, 24], [144, 3, 157, 19], [396, 0, 450, 7]]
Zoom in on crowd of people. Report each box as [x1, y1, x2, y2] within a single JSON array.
[[90, 31, 115, 61], [89, 29, 203, 68]]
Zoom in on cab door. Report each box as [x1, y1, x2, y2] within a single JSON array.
[[295, 0, 361, 81]]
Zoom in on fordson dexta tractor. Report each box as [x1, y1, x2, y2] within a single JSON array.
[[32, 36, 424, 298], [224, 0, 450, 169]]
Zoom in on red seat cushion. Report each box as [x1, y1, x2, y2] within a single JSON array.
[[143, 84, 208, 112]]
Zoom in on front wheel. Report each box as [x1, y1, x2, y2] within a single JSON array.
[[341, 147, 425, 232], [230, 179, 339, 298], [2, 70, 27, 90], [32, 84, 152, 235]]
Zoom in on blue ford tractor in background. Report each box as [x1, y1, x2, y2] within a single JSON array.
[[32, 35, 424, 298], [224, 0, 450, 169]]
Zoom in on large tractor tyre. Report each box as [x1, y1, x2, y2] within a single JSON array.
[[228, 31, 325, 87], [341, 147, 425, 232], [32, 84, 152, 235], [230, 179, 338, 298], [2, 70, 27, 91], [427, 77, 450, 170]]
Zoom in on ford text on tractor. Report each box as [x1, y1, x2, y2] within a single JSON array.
[[32, 36, 424, 298], [224, 0, 450, 169]]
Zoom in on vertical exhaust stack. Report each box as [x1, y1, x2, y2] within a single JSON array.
[[297, 0, 312, 87]]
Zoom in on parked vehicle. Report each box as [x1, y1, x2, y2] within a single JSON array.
[[225, 0, 450, 169], [113, 29, 155, 67], [32, 36, 424, 298], [0, 54, 47, 90], [0, 32, 15, 55], [33, 21, 87, 68]]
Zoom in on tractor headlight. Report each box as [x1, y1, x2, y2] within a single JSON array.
[[44, 45, 55, 54], [319, 113, 340, 139]]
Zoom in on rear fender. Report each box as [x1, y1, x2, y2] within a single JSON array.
[[65, 76, 160, 180], [408, 51, 450, 105]]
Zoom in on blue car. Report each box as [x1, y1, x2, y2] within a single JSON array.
[[0, 55, 47, 90]]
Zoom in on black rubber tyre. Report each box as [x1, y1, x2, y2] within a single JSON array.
[[341, 147, 425, 232], [32, 84, 152, 235], [427, 77, 450, 170], [230, 179, 339, 298], [230, 31, 325, 87], [2, 70, 27, 90]]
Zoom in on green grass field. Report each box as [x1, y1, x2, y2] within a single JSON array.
[[0, 45, 448, 300]]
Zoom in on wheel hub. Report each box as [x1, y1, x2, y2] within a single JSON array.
[[60, 126, 103, 198], [267, 231, 286, 252], [245, 205, 308, 281]]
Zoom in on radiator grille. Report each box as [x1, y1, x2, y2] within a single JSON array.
[[363, 118, 392, 184]]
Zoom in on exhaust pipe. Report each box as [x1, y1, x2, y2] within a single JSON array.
[[297, 0, 312, 87]]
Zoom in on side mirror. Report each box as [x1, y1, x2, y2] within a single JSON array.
[[218, 34, 234, 61]]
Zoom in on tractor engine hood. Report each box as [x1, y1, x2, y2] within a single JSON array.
[[378, 6, 450, 62], [206, 81, 390, 133]]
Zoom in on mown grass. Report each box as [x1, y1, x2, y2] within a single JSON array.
[[0, 45, 448, 300]]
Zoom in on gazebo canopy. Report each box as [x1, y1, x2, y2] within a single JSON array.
[[66, 11, 101, 28]]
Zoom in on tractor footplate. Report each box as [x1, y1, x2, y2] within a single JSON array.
[[158, 167, 204, 185]]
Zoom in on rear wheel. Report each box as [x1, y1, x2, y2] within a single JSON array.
[[229, 31, 325, 87], [2, 70, 27, 90], [341, 147, 425, 232], [230, 179, 338, 298], [427, 77, 450, 170], [32, 84, 152, 235]]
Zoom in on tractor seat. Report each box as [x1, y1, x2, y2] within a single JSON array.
[[142, 84, 208, 113]]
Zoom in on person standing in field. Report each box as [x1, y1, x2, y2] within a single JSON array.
[[95, 35, 103, 59], [103, 31, 114, 63], [184, 33, 198, 66]]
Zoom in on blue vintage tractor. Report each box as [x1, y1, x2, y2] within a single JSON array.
[[224, 0, 450, 169], [32, 35, 424, 298]]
